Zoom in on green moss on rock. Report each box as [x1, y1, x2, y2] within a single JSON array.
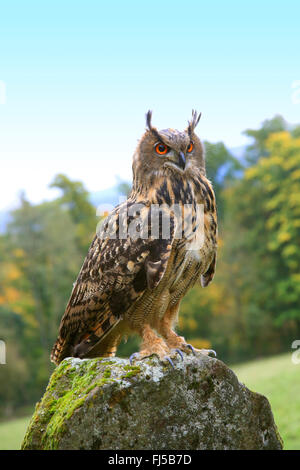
[[21, 358, 127, 450]]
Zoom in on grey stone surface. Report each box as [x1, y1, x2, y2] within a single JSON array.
[[21, 354, 283, 450]]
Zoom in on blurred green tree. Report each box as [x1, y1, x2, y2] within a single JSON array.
[[243, 115, 288, 163], [0, 177, 98, 415], [204, 141, 242, 223], [218, 130, 300, 359], [50, 174, 97, 252]]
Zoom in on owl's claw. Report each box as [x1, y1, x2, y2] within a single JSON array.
[[164, 356, 175, 369], [206, 349, 217, 357], [184, 345, 217, 358], [174, 349, 184, 361], [129, 352, 140, 365], [185, 344, 196, 355]]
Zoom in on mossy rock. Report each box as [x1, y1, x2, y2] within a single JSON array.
[[21, 354, 283, 450]]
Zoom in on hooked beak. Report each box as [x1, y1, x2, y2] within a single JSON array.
[[164, 150, 187, 172], [178, 151, 186, 170]]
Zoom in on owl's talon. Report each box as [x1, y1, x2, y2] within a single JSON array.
[[198, 348, 217, 357], [185, 345, 217, 357], [175, 349, 184, 361], [207, 349, 217, 357], [129, 352, 139, 364], [164, 356, 175, 369], [185, 344, 196, 356]]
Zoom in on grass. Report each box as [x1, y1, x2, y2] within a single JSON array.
[[0, 352, 299, 450], [232, 352, 300, 450], [0, 415, 31, 450]]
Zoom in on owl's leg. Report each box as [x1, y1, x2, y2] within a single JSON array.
[[131, 324, 171, 362], [158, 303, 216, 357], [157, 302, 187, 350]]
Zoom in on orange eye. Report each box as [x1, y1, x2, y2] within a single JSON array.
[[155, 143, 169, 155], [187, 142, 194, 153]]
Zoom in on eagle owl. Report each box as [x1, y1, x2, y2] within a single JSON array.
[[51, 111, 218, 366]]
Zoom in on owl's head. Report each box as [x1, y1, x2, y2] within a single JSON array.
[[132, 110, 205, 191]]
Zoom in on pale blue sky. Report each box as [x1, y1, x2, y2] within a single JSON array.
[[0, 0, 299, 210]]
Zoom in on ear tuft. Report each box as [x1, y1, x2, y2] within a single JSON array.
[[187, 110, 202, 135], [145, 110, 153, 131], [145, 110, 161, 141]]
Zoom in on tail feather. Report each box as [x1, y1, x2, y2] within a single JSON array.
[[73, 315, 121, 359], [50, 311, 121, 365], [50, 336, 73, 365]]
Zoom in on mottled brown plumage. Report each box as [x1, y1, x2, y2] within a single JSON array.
[[51, 111, 217, 365]]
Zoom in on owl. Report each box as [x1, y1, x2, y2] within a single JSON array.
[[51, 111, 218, 366]]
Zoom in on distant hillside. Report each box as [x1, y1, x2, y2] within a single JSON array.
[[229, 145, 247, 160]]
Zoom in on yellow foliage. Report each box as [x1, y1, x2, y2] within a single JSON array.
[[266, 131, 291, 151], [291, 169, 300, 181], [0, 258, 36, 327], [190, 338, 212, 350], [291, 273, 300, 283], [277, 232, 291, 243], [1, 262, 22, 283], [0, 262, 22, 305], [0, 287, 20, 304], [12, 248, 25, 259]]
